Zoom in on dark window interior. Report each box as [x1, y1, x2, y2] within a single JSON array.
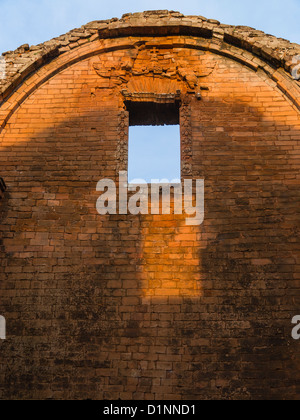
[[125, 101, 180, 126]]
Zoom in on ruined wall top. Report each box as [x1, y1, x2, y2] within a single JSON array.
[[1, 10, 300, 105]]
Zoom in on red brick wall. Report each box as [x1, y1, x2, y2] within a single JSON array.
[[0, 39, 299, 400]]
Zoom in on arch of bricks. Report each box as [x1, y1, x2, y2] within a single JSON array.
[[1, 10, 300, 122]]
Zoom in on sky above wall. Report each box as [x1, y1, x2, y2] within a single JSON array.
[[0, 0, 299, 54]]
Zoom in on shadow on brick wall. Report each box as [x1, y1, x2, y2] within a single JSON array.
[[0, 98, 299, 400]]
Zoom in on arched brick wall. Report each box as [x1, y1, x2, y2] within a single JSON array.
[[0, 11, 299, 400]]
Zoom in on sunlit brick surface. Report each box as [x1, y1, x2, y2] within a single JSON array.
[[0, 12, 299, 400]]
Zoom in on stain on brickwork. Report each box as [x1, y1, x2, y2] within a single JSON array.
[[0, 11, 299, 400]]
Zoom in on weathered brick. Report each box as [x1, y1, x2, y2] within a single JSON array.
[[0, 10, 299, 402]]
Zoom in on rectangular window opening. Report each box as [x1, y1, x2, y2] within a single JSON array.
[[127, 101, 181, 184]]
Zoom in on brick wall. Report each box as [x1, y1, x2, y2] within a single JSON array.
[[0, 21, 299, 400], [0, 178, 5, 200]]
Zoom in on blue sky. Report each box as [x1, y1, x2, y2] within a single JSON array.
[[0, 0, 299, 53], [128, 126, 181, 182]]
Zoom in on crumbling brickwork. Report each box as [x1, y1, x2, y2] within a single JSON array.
[[0, 178, 5, 200], [0, 11, 299, 400]]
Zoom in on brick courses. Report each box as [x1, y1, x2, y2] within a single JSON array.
[[0, 11, 299, 400]]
